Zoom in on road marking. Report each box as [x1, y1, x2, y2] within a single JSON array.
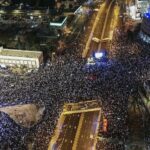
[[62, 108, 101, 115], [72, 113, 85, 150]]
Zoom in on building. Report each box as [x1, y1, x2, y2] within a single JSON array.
[[61, 0, 76, 9], [50, 16, 67, 29], [0, 48, 43, 68], [139, 7, 150, 43], [142, 80, 150, 112], [139, 80, 150, 113], [136, 0, 149, 15], [128, 0, 149, 20]]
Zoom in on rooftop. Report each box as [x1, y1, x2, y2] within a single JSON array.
[[0, 48, 42, 58], [50, 16, 67, 27]]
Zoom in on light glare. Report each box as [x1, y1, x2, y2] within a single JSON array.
[[95, 52, 103, 59]]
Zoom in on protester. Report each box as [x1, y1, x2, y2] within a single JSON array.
[[0, 23, 149, 150]]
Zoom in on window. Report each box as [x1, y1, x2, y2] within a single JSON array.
[[0, 59, 4, 62], [4, 60, 9, 63], [28, 61, 31, 65], [28, 64, 32, 68], [16, 61, 20, 64], [24, 61, 28, 64], [20, 60, 24, 64], [32, 61, 36, 65]]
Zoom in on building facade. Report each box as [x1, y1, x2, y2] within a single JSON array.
[[139, 80, 150, 113], [139, 7, 150, 43], [0, 48, 43, 68], [128, 0, 149, 20]]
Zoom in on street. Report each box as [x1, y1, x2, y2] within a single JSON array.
[[49, 106, 101, 150]]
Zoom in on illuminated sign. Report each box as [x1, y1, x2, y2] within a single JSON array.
[[50, 17, 67, 27]]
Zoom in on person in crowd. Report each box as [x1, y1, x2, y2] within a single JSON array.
[[0, 19, 149, 150]]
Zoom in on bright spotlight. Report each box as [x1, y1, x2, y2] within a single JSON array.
[[30, 16, 33, 20], [94, 52, 103, 59]]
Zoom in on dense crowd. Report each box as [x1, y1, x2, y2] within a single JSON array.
[[0, 21, 150, 150]]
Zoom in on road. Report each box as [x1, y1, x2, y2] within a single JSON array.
[[77, 111, 100, 150], [49, 109, 101, 150], [83, 0, 120, 57], [54, 113, 80, 150], [86, 3, 108, 56], [100, 4, 119, 51]]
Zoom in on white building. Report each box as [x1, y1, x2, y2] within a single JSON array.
[[136, 0, 149, 14], [128, 0, 149, 20], [139, 7, 150, 43], [0, 48, 43, 68]]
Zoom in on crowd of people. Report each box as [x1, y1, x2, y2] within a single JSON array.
[[0, 16, 150, 150]]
